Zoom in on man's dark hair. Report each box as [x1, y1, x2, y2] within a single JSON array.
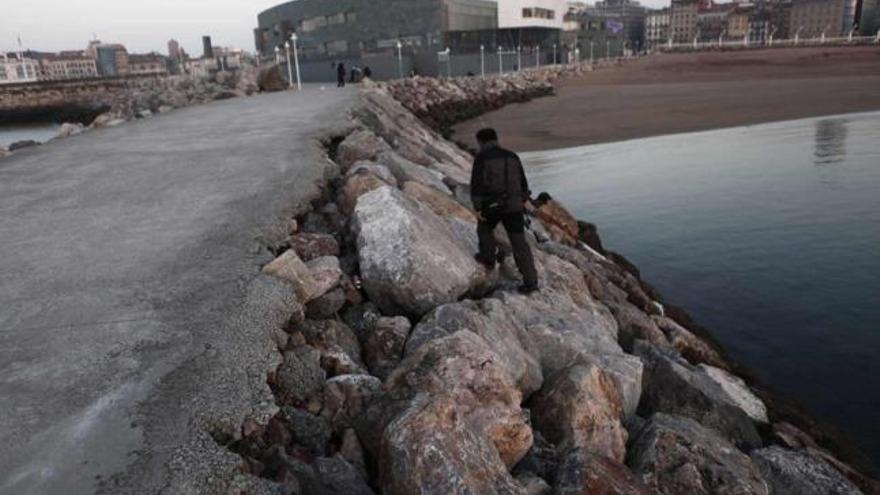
[[476, 128, 498, 143]]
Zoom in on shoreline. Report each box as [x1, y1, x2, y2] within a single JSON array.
[[452, 46, 880, 152]]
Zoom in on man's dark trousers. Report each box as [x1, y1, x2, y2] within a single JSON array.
[[477, 211, 538, 288]]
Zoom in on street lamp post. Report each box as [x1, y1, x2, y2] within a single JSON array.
[[396, 40, 403, 78], [291, 35, 302, 90], [536, 45, 540, 67], [768, 26, 777, 46], [552, 43, 557, 65], [498, 45, 503, 74], [589, 40, 594, 65], [821, 24, 829, 44], [274, 46, 280, 65], [719, 29, 726, 47], [606, 40, 610, 59], [480, 45, 485, 77], [517, 45, 521, 71], [795, 26, 804, 45], [284, 42, 294, 89], [445, 47, 452, 78]]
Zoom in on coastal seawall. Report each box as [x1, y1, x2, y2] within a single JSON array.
[[221, 69, 879, 494]]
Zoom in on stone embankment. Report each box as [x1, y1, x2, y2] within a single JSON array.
[[0, 68, 259, 158], [219, 69, 878, 494]]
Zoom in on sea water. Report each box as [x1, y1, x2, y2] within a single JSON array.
[[523, 111, 880, 468], [0, 123, 60, 148]]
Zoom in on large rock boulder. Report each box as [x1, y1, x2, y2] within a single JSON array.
[[699, 364, 768, 423], [407, 298, 542, 397], [337, 169, 393, 215], [362, 316, 411, 380], [530, 363, 627, 462], [262, 250, 321, 302], [627, 413, 769, 495], [304, 256, 343, 300], [353, 186, 494, 317], [534, 199, 579, 241], [380, 396, 525, 495], [377, 151, 452, 195], [555, 448, 651, 495], [634, 341, 762, 450], [386, 330, 532, 467], [276, 345, 326, 406], [606, 301, 669, 352], [336, 129, 391, 169], [321, 374, 383, 431], [346, 160, 398, 186], [751, 446, 863, 495], [402, 181, 476, 224]]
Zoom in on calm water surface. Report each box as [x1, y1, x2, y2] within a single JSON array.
[[524, 112, 880, 467], [0, 123, 59, 148]]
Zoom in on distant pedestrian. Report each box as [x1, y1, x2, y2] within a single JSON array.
[[363, 66, 372, 79], [337, 62, 346, 87], [470, 128, 539, 294]]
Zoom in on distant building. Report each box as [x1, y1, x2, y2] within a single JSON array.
[[856, 0, 879, 33], [645, 7, 671, 47], [34, 51, 99, 80], [168, 39, 181, 60], [582, 0, 647, 49], [789, 0, 846, 37], [95, 44, 129, 76], [697, 3, 732, 41], [670, 0, 700, 42], [562, 9, 628, 60], [128, 53, 169, 76], [727, 5, 752, 39], [202, 36, 214, 59], [0, 53, 39, 84]]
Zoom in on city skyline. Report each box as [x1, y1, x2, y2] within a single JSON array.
[[0, 0, 283, 54], [1, 0, 673, 55]]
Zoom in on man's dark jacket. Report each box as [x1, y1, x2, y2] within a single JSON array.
[[470, 144, 530, 214]]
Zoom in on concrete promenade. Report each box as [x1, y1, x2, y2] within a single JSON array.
[[0, 86, 356, 494]]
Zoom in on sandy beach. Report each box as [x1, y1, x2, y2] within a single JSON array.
[[453, 46, 880, 151]]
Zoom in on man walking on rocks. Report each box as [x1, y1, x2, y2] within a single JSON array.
[[471, 128, 539, 294]]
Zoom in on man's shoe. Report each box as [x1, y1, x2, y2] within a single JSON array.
[[517, 284, 539, 295], [474, 253, 496, 270]]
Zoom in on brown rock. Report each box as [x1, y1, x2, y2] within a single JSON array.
[[305, 256, 343, 300], [363, 316, 411, 380], [290, 233, 340, 262], [530, 364, 627, 462], [380, 396, 525, 495], [606, 301, 669, 352], [386, 330, 532, 467], [535, 199, 579, 240], [262, 250, 320, 303], [555, 448, 651, 495], [321, 374, 382, 429]]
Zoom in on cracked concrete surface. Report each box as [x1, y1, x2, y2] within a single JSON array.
[[0, 85, 357, 494]]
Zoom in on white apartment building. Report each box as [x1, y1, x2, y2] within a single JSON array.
[[0, 53, 39, 84], [646, 8, 671, 46]]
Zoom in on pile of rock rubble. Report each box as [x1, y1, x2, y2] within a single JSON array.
[[225, 73, 878, 495]]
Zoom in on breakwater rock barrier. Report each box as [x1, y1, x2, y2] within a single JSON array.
[[220, 68, 879, 494]]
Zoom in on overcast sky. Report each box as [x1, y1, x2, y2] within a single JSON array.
[[2, 0, 671, 55]]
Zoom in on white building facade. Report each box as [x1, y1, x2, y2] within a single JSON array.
[[0, 53, 39, 85]]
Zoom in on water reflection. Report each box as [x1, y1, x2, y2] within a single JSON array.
[[814, 119, 848, 166]]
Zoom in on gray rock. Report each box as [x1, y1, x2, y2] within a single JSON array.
[[276, 345, 326, 406], [336, 128, 391, 169], [322, 374, 382, 430], [305, 288, 346, 319], [633, 340, 763, 450], [651, 315, 729, 369], [311, 455, 374, 495], [8, 140, 38, 152], [376, 150, 452, 195], [515, 472, 552, 495], [339, 428, 368, 479], [699, 364, 768, 423], [362, 316, 411, 380], [352, 186, 494, 317], [299, 319, 362, 366], [606, 301, 669, 352], [282, 406, 332, 455], [627, 413, 768, 495], [751, 446, 863, 495]]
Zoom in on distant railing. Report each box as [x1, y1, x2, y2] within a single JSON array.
[[656, 33, 880, 52]]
